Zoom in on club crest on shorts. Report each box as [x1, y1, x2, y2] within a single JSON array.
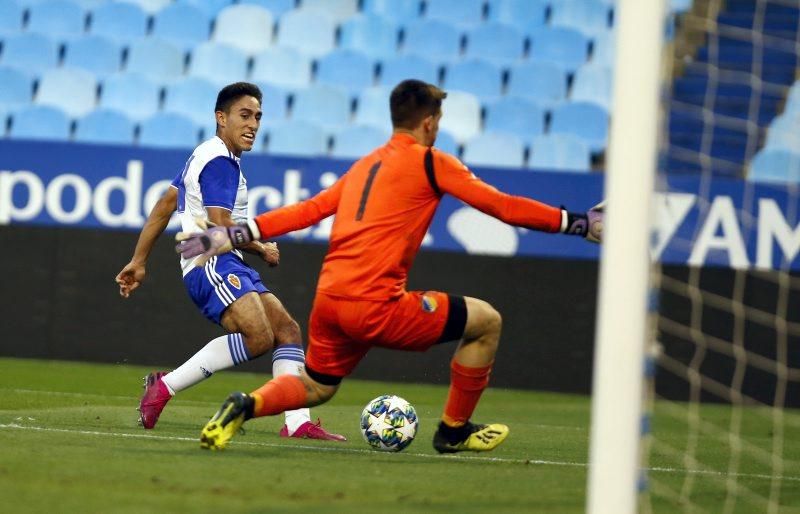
[[421, 295, 438, 313], [227, 273, 241, 290]]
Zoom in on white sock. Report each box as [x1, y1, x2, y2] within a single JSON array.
[[273, 343, 311, 434], [162, 333, 251, 394]]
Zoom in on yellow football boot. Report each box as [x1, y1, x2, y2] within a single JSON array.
[[433, 422, 509, 453], [200, 392, 253, 450]]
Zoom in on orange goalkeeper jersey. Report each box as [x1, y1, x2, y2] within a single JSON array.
[[252, 133, 563, 300]]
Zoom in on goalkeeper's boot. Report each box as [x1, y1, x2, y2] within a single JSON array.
[[200, 392, 254, 450], [432, 421, 509, 454], [280, 419, 347, 442], [137, 371, 172, 429]]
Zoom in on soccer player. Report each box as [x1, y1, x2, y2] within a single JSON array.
[[178, 80, 603, 453], [115, 82, 345, 442]]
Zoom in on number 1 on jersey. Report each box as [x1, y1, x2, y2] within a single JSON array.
[[355, 161, 382, 221]]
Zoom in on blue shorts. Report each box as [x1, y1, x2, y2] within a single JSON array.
[[183, 253, 270, 325]]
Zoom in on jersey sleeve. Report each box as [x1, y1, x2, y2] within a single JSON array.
[[434, 150, 563, 233], [198, 157, 240, 211], [253, 173, 347, 239], [170, 170, 182, 189]]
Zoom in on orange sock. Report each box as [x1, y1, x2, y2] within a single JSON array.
[[442, 360, 493, 427], [250, 374, 307, 417]]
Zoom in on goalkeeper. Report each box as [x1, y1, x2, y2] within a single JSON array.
[[179, 79, 603, 453]]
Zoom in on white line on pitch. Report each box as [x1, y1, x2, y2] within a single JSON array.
[[0, 422, 797, 482]]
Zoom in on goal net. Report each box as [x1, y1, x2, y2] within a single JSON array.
[[589, 0, 800, 513]]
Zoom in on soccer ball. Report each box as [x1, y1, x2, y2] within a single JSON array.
[[360, 395, 418, 452]]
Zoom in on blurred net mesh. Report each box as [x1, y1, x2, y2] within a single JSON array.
[[641, 0, 800, 512]]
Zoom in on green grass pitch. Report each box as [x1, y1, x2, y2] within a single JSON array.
[[0, 358, 797, 513]]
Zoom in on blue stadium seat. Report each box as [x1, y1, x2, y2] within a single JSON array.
[[763, 114, 800, 151], [239, 0, 294, 18], [36, 67, 97, 117], [425, 0, 484, 27], [439, 90, 481, 143], [354, 87, 391, 132], [363, 0, 421, 23], [487, 0, 547, 31], [484, 96, 545, 139], [378, 54, 439, 87], [189, 42, 248, 86], [75, 108, 135, 145], [63, 35, 122, 77], [117, 0, 171, 14], [176, 0, 233, 17], [303, 0, 358, 21], [529, 133, 591, 171], [402, 19, 463, 64], [276, 9, 337, 58], [253, 81, 289, 121], [331, 124, 390, 159], [463, 132, 525, 168], [443, 59, 503, 99], [10, 105, 71, 140], [27, 0, 86, 39], [163, 77, 219, 126], [251, 47, 313, 89], [550, 0, 612, 37], [507, 61, 567, 105], [590, 30, 616, 66], [570, 64, 613, 110], [316, 50, 376, 95], [267, 120, 328, 156], [213, 4, 274, 55], [340, 14, 399, 59], [0, 66, 33, 112], [100, 73, 161, 121], [152, 3, 211, 52], [464, 22, 525, 66], [550, 102, 609, 153], [0, 32, 59, 77], [126, 38, 186, 83], [529, 27, 590, 72], [291, 85, 351, 132], [434, 129, 459, 156], [749, 149, 800, 183], [88, 1, 148, 43], [0, 0, 24, 35], [139, 112, 201, 149]]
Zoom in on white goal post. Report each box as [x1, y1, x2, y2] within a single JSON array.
[[586, 0, 667, 513]]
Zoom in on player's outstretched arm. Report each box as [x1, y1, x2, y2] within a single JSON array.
[[564, 201, 604, 243], [116, 187, 178, 298]]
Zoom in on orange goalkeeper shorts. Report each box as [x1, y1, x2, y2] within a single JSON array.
[[304, 290, 467, 379]]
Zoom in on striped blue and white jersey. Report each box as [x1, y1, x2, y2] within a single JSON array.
[[171, 136, 249, 275]]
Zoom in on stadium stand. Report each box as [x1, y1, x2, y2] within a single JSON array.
[[550, 101, 609, 153], [291, 85, 351, 132], [253, 82, 289, 121], [27, 0, 87, 40], [339, 14, 399, 59], [74, 108, 135, 145], [331, 124, 391, 159], [528, 27, 590, 72], [125, 38, 185, 82], [464, 22, 526, 66], [0, 66, 34, 113], [276, 9, 337, 57], [434, 130, 460, 156], [424, 0, 485, 28], [439, 90, 482, 144], [212, 4, 273, 55], [163, 77, 219, 126], [748, 149, 800, 183], [188, 42, 249, 86], [354, 87, 392, 132], [463, 132, 526, 168], [0, 33, 60, 78], [443, 59, 503, 100], [63, 35, 122, 78], [362, 0, 421, 23], [152, 2, 211, 52], [529, 133, 592, 172], [486, 0, 548, 31], [0, 0, 24, 35], [35, 67, 98, 118], [550, 0, 612, 37], [251, 47, 313, 89], [139, 112, 200, 148], [507, 61, 567, 106], [570, 64, 613, 110], [118, 0, 171, 14], [239, 0, 295, 18], [267, 120, 329, 156], [176, 0, 233, 17], [303, 0, 359, 22], [99, 73, 161, 122], [484, 96, 545, 140], [378, 54, 439, 88], [88, 1, 148, 43], [10, 105, 71, 140], [316, 49, 376, 95], [402, 19, 463, 63]]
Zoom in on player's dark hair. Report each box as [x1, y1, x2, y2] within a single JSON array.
[[214, 82, 262, 113], [390, 80, 447, 129]]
